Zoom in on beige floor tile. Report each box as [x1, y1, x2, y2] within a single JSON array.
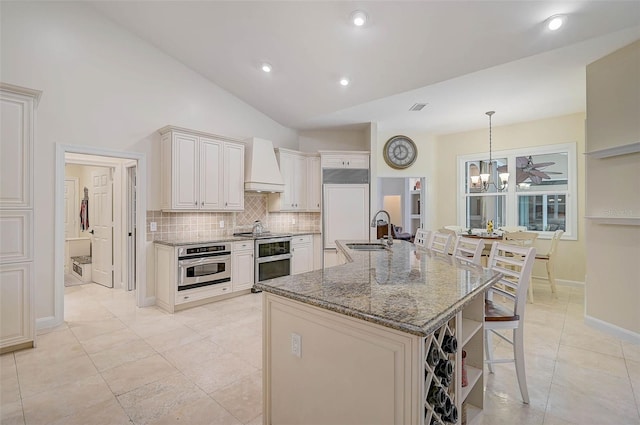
[[144, 325, 204, 353], [146, 397, 241, 425], [21, 374, 113, 425], [541, 412, 580, 425], [556, 344, 628, 378], [210, 323, 261, 353], [545, 381, 640, 425], [64, 300, 115, 322], [126, 315, 186, 339], [117, 373, 206, 425], [47, 398, 132, 425], [101, 354, 178, 396], [560, 321, 624, 358], [181, 352, 258, 394], [245, 414, 263, 425], [16, 353, 98, 399], [0, 400, 25, 425], [626, 359, 640, 410], [232, 339, 263, 370], [623, 341, 640, 363], [68, 317, 127, 341], [210, 372, 262, 424], [1, 363, 21, 404], [81, 328, 142, 355], [89, 338, 157, 372], [161, 338, 227, 368]]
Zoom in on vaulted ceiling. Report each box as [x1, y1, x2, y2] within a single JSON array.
[[91, 1, 640, 134]]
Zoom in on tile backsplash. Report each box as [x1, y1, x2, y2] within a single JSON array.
[[147, 192, 321, 241]]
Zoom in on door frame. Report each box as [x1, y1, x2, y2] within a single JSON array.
[[53, 144, 148, 327]]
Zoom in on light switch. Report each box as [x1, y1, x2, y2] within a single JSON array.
[[291, 333, 301, 358], [150, 222, 157, 232], [219, 220, 225, 228]]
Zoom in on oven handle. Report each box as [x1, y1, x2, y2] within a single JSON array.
[[178, 256, 230, 268], [256, 253, 292, 264]]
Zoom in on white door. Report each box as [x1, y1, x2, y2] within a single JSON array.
[[91, 169, 113, 288], [323, 184, 369, 249], [64, 179, 78, 239]]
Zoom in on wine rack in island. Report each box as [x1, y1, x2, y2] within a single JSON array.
[[423, 294, 484, 425]]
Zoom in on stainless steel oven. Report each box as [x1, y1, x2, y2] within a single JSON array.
[[255, 236, 292, 283], [177, 243, 231, 291]]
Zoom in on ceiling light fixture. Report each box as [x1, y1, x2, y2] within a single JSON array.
[[547, 15, 565, 31], [478, 111, 509, 192], [261, 63, 272, 73], [339, 78, 350, 86], [350, 11, 367, 27]]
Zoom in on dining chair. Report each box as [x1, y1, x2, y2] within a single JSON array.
[[484, 242, 536, 404], [503, 231, 538, 303], [413, 229, 431, 248], [452, 236, 485, 265], [534, 230, 564, 295], [428, 231, 453, 255]]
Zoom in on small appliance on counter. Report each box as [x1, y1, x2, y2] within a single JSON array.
[[71, 255, 92, 283]]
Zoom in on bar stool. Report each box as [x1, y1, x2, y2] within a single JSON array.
[[428, 231, 453, 255], [452, 236, 485, 265], [484, 242, 536, 404], [503, 231, 538, 302]]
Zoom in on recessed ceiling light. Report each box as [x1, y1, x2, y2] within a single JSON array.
[[547, 15, 565, 31], [339, 78, 350, 86], [350, 11, 367, 27], [261, 63, 272, 73]]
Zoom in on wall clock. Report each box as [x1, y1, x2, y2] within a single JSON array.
[[383, 135, 417, 169]]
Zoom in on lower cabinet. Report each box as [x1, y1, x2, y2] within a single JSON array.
[[0, 263, 34, 353], [232, 241, 254, 292], [291, 234, 313, 275]]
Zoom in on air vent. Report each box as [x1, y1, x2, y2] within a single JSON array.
[[409, 103, 428, 111]]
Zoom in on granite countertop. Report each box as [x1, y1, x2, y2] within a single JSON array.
[[153, 230, 320, 247], [255, 240, 502, 336]]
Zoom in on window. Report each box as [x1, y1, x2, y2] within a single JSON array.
[[458, 143, 577, 239]]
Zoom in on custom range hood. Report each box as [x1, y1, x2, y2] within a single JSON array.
[[244, 137, 285, 193]]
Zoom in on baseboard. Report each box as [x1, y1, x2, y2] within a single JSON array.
[[584, 314, 640, 344], [36, 315, 62, 331], [532, 276, 584, 287], [143, 296, 156, 308]]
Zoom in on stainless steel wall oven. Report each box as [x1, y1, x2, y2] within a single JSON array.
[[177, 243, 231, 291], [255, 236, 292, 283]]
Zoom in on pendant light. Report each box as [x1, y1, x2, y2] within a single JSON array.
[[479, 111, 508, 192]]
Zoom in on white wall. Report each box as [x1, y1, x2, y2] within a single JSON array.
[[1, 2, 298, 324]]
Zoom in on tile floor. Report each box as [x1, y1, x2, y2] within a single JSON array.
[[1, 278, 639, 425]]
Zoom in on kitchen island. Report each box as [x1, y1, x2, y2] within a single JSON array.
[[255, 240, 501, 425]]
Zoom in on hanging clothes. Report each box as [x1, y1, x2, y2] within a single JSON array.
[[80, 198, 89, 231]]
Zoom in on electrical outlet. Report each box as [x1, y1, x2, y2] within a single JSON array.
[[291, 218, 296, 225], [219, 220, 224, 228], [291, 333, 301, 358], [150, 222, 157, 232]]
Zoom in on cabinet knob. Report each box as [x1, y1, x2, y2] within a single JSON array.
[[201, 202, 204, 206], [194, 201, 198, 205], [225, 202, 228, 206], [184, 296, 190, 300], [223, 287, 228, 291]]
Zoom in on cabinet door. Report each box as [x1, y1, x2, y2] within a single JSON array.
[[232, 249, 254, 291], [292, 242, 313, 275], [223, 143, 245, 210], [307, 156, 321, 211], [277, 152, 295, 210], [200, 138, 223, 210], [1, 90, 33, 208], [172, 133, 199, 209], [292, 155, 307, 210], [323, 184, 369, 249], [0, 263, 33, 350], [344, 154, 369, 169]]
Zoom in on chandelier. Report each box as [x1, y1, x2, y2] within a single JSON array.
[[477, 111, 508, 192]]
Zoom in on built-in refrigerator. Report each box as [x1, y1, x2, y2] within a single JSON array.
[[322, 168, 370, 252]]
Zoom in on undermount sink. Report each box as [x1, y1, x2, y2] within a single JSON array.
[[346, 243, 390, 251]]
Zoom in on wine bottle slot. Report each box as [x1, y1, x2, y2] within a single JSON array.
[[427, 383, 447, 408], [435, 359, 453, 380], [441, 334, 458, 354], [427, 342, 440, 367]]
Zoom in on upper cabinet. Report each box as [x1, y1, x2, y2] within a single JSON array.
[[320, 152, 369, 169], [159, 126, 244, 211], [269, 149, 320, 212]]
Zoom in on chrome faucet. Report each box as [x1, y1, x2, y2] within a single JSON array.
[[370, 210, 393, 246]]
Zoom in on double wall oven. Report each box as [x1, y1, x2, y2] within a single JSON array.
[[255, 235, 292, 283]]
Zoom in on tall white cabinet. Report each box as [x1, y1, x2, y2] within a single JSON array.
[[159, 126, 245, 211], [1, 83, 40, 353], [268, 149, 321, 212]]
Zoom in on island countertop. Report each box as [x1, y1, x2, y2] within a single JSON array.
[[254, 239, 502, 336]]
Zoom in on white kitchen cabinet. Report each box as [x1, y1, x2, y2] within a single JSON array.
[[320, 151, 369, 169], [307, 155, 321, 212], [159, 126, 244, 211], [1, 83, 39, 354], [269, 149, 306, 211], [323, 184, 370, 250], [291, 234, 313, 275], [232, 240, 254, 292]]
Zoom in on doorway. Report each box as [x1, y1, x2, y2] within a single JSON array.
[[52, 144, 147, 330]]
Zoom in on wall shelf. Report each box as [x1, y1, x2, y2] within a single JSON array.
[[585, 141, 640, 159], [585, 216, 640, 226]]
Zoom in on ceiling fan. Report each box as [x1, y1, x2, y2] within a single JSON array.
[[498, 156, 562, 184]]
